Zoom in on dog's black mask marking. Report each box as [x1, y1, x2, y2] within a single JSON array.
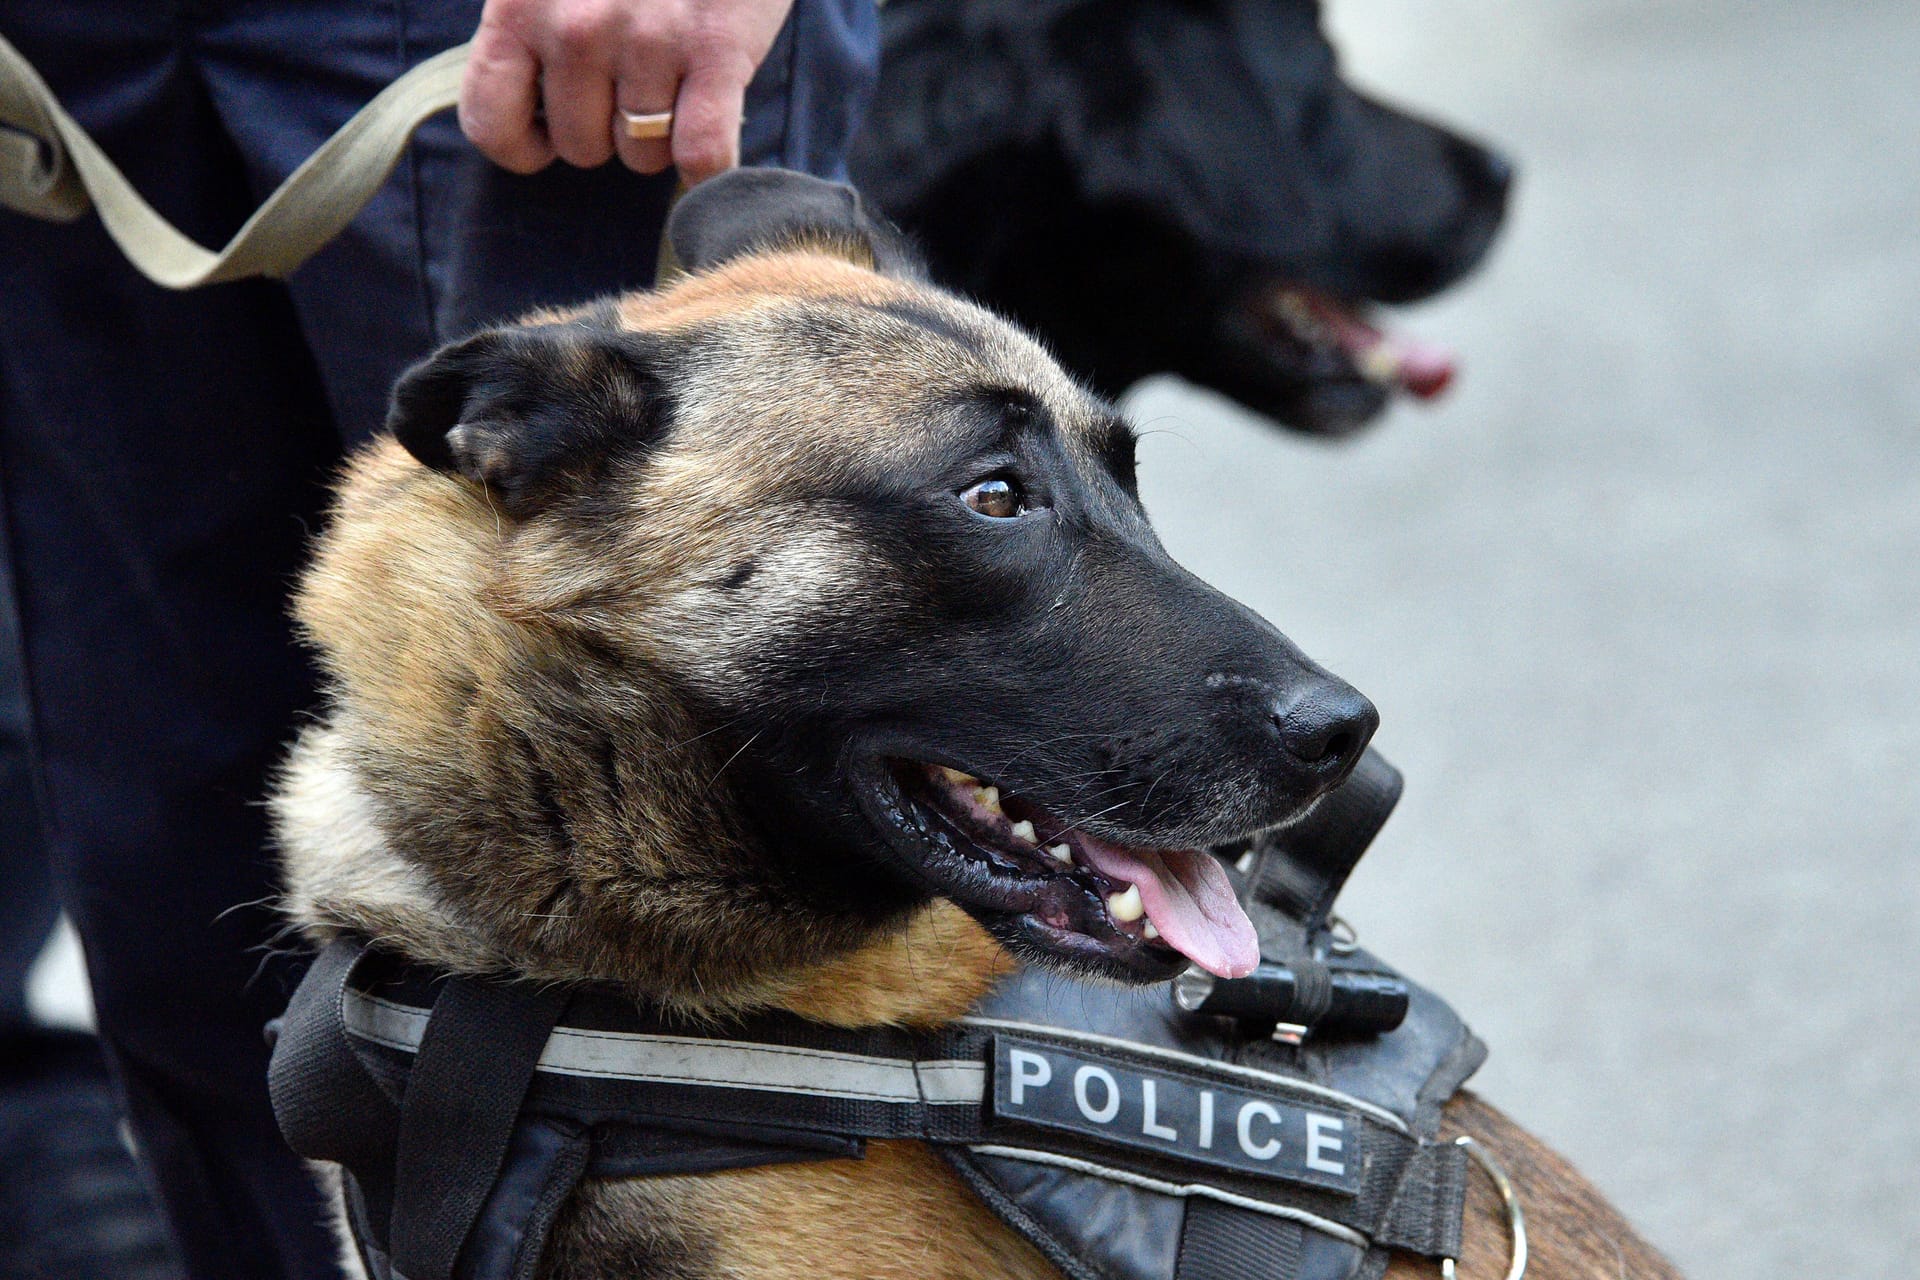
[[686, 386, 1378, 982], [852, 0, 1514, 435]]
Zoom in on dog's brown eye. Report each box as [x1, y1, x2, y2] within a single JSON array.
[[962, 477, 1027, 519]]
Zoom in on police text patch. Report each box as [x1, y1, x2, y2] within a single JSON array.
[[988, 1035, 1363, 1194]]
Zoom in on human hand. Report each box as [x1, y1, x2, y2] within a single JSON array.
[[459, 0, 795, 185]]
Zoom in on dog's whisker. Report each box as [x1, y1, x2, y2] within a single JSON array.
[[1047, 798, 1135, 841], [660, 715, 749, 754], [706, 729, 764, 785], [1137, 767, 1173, 814]]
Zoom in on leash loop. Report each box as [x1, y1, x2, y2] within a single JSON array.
[[0, 32, 470, 288]]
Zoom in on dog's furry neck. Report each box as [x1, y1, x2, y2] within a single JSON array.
[[276, 721, 1008, 1027], [275, 442, 1010, 1027]]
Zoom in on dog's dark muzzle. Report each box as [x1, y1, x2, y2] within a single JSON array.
[[1052, 556, 1379, 845]]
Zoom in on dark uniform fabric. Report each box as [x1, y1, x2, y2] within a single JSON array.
[[0, 2, 877, 1276]]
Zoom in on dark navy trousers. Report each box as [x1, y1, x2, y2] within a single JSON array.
[[0, 3, 876, 1276]]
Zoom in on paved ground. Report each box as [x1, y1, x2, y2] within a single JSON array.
[[1127, 2, 1920, 1275], [30, 3, 1919, 1276]]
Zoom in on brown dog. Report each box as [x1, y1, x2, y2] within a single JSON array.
[[273, 170, 1678, 1280]]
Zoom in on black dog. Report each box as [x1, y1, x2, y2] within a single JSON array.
[[853, 0, 1513, 435]]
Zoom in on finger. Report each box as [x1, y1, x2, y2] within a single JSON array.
[[459, 26, 555, 173], [541, 55, 617, 169], [669, 60, 748, 186], [612, 59, 681, 176]]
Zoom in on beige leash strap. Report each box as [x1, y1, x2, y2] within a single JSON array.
[[0, 33, 470, 289]]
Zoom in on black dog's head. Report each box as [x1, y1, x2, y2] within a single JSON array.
[[852, 0, 1513, 435], [340, 171, 1375, 994]]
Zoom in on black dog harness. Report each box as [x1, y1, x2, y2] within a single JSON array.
[[269, 752, 1512, 1280]]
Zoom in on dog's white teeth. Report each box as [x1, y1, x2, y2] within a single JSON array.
[[1107, 885, 1144, 923], [937, 766, 977, 787], [1010, 819, 1036, 843], [1046, 843, 1073, 864], [1143, 921, 1160, 940], [973, 785, 1003, 815], [1358, 343, 1402, 387]]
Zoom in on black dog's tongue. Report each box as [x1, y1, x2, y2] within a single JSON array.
[[1277, 287, 1458, 400], [1324, 302, 1457, 400]]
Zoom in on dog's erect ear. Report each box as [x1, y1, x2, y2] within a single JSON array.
[[387, 323, 663, 518], [665, 167, 921, 278]]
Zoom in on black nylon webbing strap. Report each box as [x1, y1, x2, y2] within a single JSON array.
[[336, 976, 1465, 1256], [1175, 1200, 1304, 1280], [1252, 750, 1403, 928], [275, 926, 1474, 1279], [387, 974, 569, 1280], [267, 937, 403, 1205], [1373, 1140, 1469, 1260]]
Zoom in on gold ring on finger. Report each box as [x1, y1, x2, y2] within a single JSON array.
[[620, 110, 673, 141]]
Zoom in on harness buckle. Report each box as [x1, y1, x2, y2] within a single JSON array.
[[1437, 1136, 1527, 1280]]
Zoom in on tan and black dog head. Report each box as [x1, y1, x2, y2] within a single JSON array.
[[280, 169, 1375, 1014]]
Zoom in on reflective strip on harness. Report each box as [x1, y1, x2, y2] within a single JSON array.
[[340, 987, 1407, 1174], [345, 989, 987, 1105]]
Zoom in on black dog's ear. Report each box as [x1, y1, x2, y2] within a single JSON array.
[[665, 167, 922, 279], [388, 322, 663, 518]]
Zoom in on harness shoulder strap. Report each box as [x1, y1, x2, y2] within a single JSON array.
[[270, 938, 588, 1280], [388, 973, 569, 1280]]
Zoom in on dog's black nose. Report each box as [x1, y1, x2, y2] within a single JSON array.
[[1271, 679, 1378, 778], [1471, 146, 1514, 204]]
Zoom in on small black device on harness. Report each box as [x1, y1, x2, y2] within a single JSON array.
[[268, 750, 1519, 1280], [1173, 963, 1409, 1038]]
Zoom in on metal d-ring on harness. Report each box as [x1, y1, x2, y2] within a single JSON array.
[[267, 749, 1525, 1280], [1442, 1138, 1527, 1280], [1443, 1143, 1528, 1280]]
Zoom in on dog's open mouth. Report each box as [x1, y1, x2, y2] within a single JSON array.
[[863, 760, 1261, 982], [1252, 284, 1456, 402]]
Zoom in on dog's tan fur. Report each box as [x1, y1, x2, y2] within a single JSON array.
[[277, 233, 1679, 1279]]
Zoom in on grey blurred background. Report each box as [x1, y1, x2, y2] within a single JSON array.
[[1127, 1, 1919, 1276], [30, 1, 1919, 1276]]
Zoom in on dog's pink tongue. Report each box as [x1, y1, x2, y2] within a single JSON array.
[[1378, 333, 1457, 400], [1307, 292, 1458, 400], [1073, 835, 1260, 979]]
